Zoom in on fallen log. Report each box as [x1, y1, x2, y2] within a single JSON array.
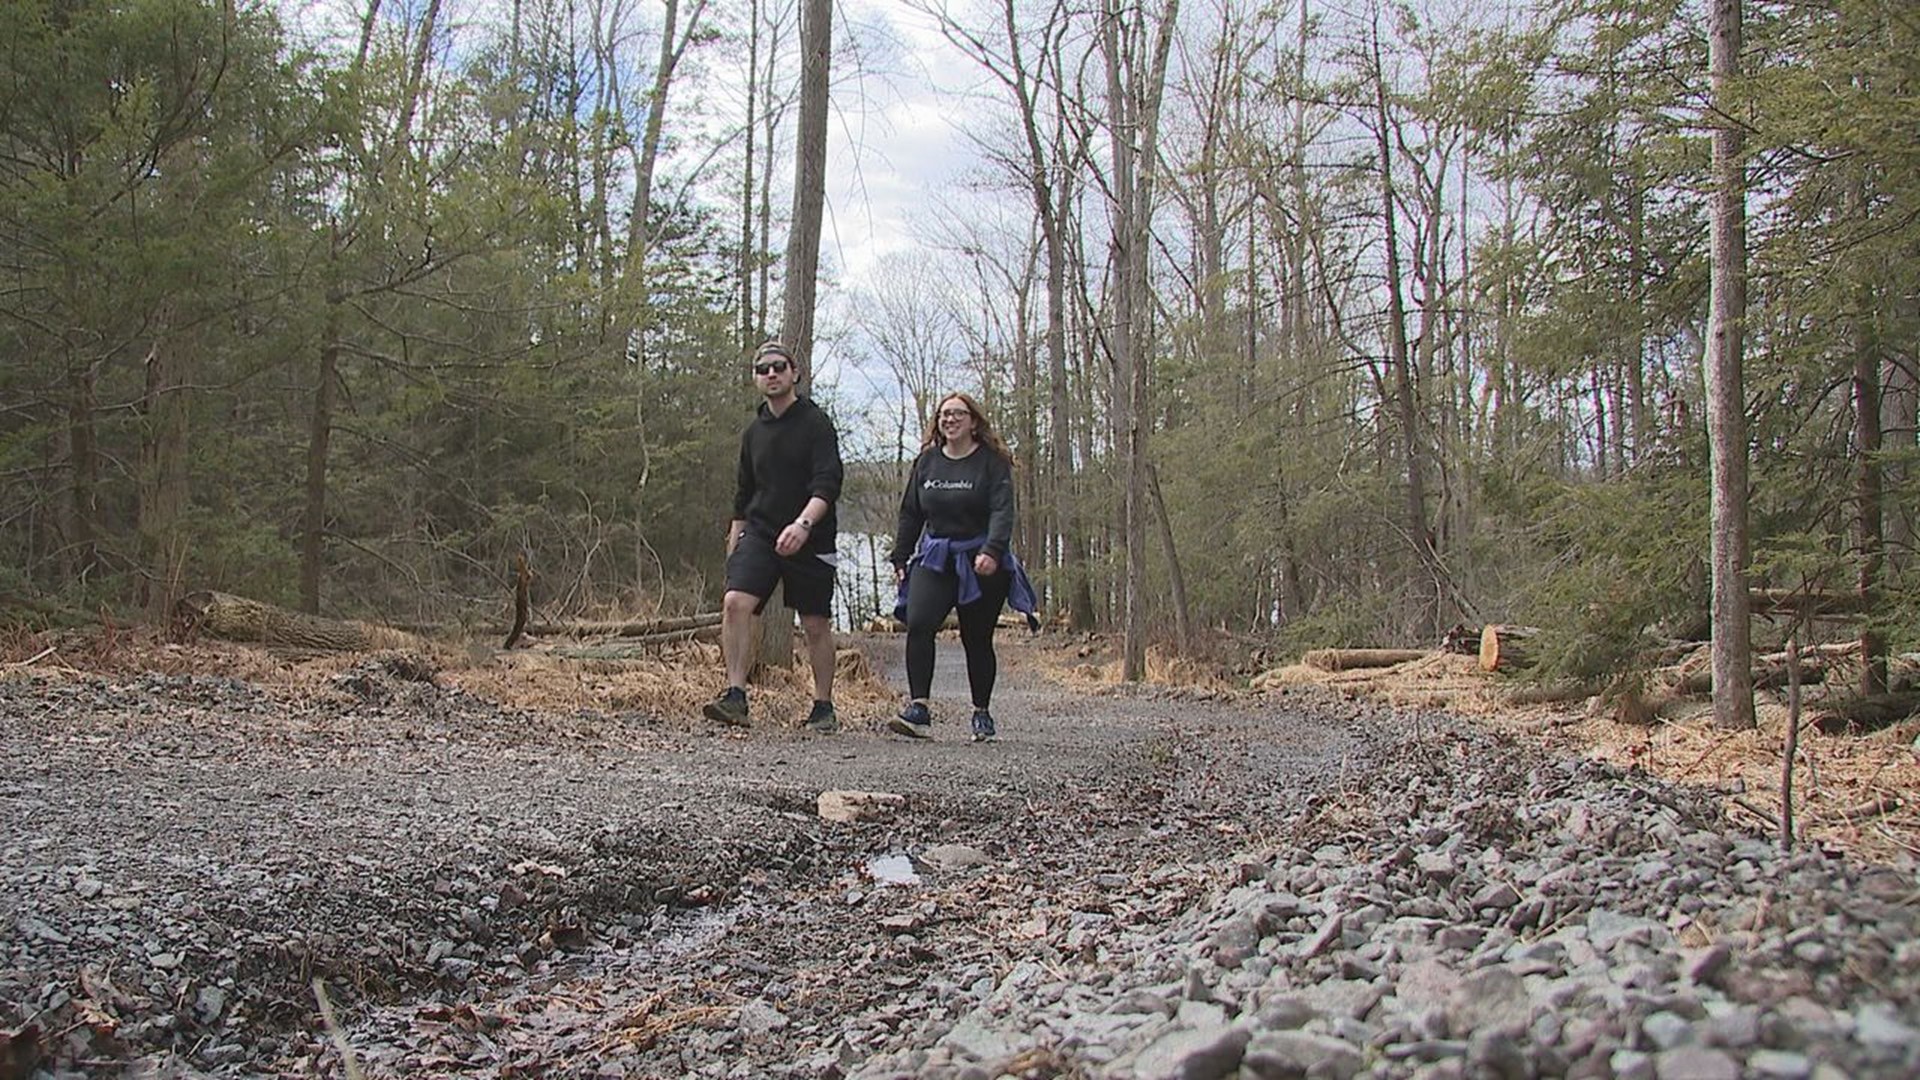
[[546, 626, 722, 658], [1812, 692, 1920, 734], [1479, 625, 1539, 673], [1301, 648, 1428, 672], [1666, 642, 1858, 695], [523, 612, 721, 638], [174, 591, 431, 652]]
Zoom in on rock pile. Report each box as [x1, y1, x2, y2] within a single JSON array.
[[838, 725, 1919, 1080]]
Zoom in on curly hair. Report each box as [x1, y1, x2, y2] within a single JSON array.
[[919, 391, 1014, 465]]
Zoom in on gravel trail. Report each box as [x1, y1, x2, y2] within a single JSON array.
[[1, 635, 1914, 1079]]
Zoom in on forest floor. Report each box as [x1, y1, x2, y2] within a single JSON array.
[[0, 626, 1916, 1078]]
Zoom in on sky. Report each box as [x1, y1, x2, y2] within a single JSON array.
[[817, 1, 1013, 289]]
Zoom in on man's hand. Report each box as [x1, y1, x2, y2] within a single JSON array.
[[776, 521, 810, 556], [974, 553, 999, 577]]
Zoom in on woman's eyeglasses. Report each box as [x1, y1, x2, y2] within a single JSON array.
[[937, 409, 972, 420], [753, 359, 791, 375]]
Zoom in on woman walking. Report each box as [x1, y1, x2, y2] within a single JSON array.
[[887, 392, 1035, 742]]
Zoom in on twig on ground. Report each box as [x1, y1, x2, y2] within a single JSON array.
[[1832, 794, 1903, 822], [10, 645, 56, 668], [1729, 796, 1777, 831], [1872, 823, 1920, 858], [312, 979, 366, 1080]]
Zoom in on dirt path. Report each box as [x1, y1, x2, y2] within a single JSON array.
[[0, 633, 1380, 1076]]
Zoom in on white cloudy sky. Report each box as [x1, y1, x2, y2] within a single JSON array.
[[821, 2, 979, 287]]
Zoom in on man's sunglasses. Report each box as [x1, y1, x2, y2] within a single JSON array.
[[753, 359, 791, 375]]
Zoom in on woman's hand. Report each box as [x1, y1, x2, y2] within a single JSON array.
[[894, 563, 908, 584], [973, 553, 999, 577]]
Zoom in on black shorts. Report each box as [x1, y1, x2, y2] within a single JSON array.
[[724, 532, 837, 617]]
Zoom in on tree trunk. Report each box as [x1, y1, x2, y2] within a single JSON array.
[[1100, 0, 1178, 681], [1627, 175, 1650, 459], [738, 0, 760, 347], [137, 324, 190, 625], [1882, 342, 1916, 573], [1369, 20, 1442, 641], [758, 0, 832, 673], [388, 0, 443, 163], [1304, 648, 1427, 672], [65, 358, 101, 582], [1851, 189, 1887, 698], [1705, 0, 1755, 728], [301, 301, 341, 614], [781, 0, 831, 386], [1145, 462, 1191, 654]]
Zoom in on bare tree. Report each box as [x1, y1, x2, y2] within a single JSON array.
[[855, 255, 961, 429], [1705, 0, 1754, 728], [1099, 0, 1179, 681], [1366, 13, 1444, 640]]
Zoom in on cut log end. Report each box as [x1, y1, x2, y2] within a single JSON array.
[[1479, 625, 1539, 673]]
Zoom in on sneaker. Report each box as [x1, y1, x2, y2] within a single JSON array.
[[888, 701, 933, 740], [970, 708, 996, 742], [702, 686, 749, 727], [804, 700, 839, 733]]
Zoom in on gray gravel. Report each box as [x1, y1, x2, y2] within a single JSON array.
[[2, 636, 1915, 1079]]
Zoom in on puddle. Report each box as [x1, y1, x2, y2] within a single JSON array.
[[864, 853, 920, 886]]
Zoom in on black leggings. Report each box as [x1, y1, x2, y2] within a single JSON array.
[[903, 564, 1012, 708]]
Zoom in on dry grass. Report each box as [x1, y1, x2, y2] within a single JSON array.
[[1242, 649, 1920, 863], [1034, 636, 1237, 694], [0, 625, 897, 730], [452, 641, 895, 728]]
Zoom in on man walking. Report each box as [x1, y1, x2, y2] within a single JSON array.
[[704, 340, 844, 732]]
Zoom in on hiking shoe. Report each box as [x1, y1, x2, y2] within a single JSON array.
[[702, 686, 749, 727], [970, 708, 996, 742], [804, 700, 839, 733], [888, 701, 933, 740]]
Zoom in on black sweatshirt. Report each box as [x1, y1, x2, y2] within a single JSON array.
[[889, 445, 1016, 566], [732, 397, 843, 555]]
